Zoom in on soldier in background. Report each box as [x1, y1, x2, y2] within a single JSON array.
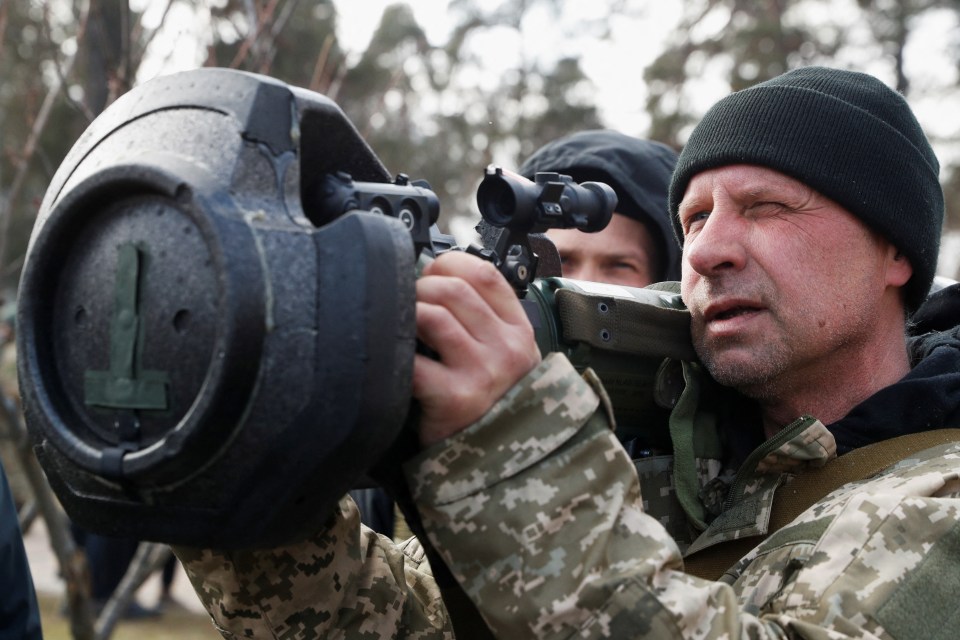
[[520, 129, 681, 286], [176, 67, 960, 639]]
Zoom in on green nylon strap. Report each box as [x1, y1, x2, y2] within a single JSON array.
[[668, 361, 710, 531], [683, 428, 960, 582], [767, 428, 960, 532], [85, 243, 169, 411], [555, 289, 696, 361]]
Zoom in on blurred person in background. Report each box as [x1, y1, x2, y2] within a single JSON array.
[[0, 461, 41, 639], [519, 129, 681, 286]]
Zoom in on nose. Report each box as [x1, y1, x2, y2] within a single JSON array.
[[683, 207, 748, 277]]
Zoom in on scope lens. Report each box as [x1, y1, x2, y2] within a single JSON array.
[[478, 183, 515, 227]]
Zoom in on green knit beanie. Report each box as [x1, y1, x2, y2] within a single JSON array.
[[669, 66, 943, 311]]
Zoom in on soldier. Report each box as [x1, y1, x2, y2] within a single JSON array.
[[176, 67, 960, 638], [519, 130, 681, 286]]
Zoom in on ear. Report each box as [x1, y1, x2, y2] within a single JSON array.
[[885, 246, 913, 288]]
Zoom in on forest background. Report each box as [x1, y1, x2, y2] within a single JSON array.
[[2, 0, 960, 306]]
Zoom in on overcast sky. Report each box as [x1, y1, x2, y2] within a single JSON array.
[[135, 1, 959, 146], [132, 0, 960, 276], [332, 0, 685, 134], [329, 0, 960, 277]]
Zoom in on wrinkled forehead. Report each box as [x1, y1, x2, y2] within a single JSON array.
[[677, 165, 818, 216]]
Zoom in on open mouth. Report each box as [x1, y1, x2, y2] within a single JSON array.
[[713, 305, 761, 321]]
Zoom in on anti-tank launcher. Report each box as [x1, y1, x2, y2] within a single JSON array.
[[17, 68, 694, 550]]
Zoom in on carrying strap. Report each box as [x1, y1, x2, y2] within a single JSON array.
[[683, 428, 960, 581]]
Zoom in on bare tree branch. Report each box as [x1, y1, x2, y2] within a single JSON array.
[[0, 0, 92, 282], [94, 543, 172, 640], [39, 1, 96, 123], [133, 0, 175, 72], [0, 3, 9, 53], [128, 0, 166, 71], [109, 0, 133, 104], [326, 59, 349, 102], [229, 0, 266, 68], [309, 32, 335, 92], [258, 0, 302, 74]]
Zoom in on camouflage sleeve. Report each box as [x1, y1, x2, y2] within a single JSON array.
[[405, 351, 717, 638], [405, 352, 960, 639], [173, 496, 453, 639]]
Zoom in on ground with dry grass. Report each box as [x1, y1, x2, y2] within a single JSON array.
[[37, 593, 222, 640]]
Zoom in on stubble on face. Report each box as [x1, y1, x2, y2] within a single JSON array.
[[688, 279, 790, 398], [688, 261, 882, 403]]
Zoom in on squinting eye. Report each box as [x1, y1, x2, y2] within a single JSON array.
[[690, 211, 710, 223], [683, 210, 710, 234], [752, 201, 788, 215]]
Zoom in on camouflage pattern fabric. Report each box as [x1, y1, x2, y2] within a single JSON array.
[[408, 353, 960, 639], [632, 454, 702, 551], [683, 416, 837, 555], [173, 497, 454, 638], [178, 352, 960, 638]]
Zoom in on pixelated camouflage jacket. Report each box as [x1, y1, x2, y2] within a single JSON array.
[[176, 333, 960, 639], [409, 351, 960, 639]]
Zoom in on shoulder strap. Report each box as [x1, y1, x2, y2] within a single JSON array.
[[769, 428, 960, 531], [684, 428, 960, 581]]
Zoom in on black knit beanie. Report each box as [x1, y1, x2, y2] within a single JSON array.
[[669, 66, 943, 311], [521, 130, 681, 281]]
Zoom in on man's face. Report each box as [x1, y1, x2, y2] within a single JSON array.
[[678, 165, 903, 399], [545, 213, 659, 287]]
